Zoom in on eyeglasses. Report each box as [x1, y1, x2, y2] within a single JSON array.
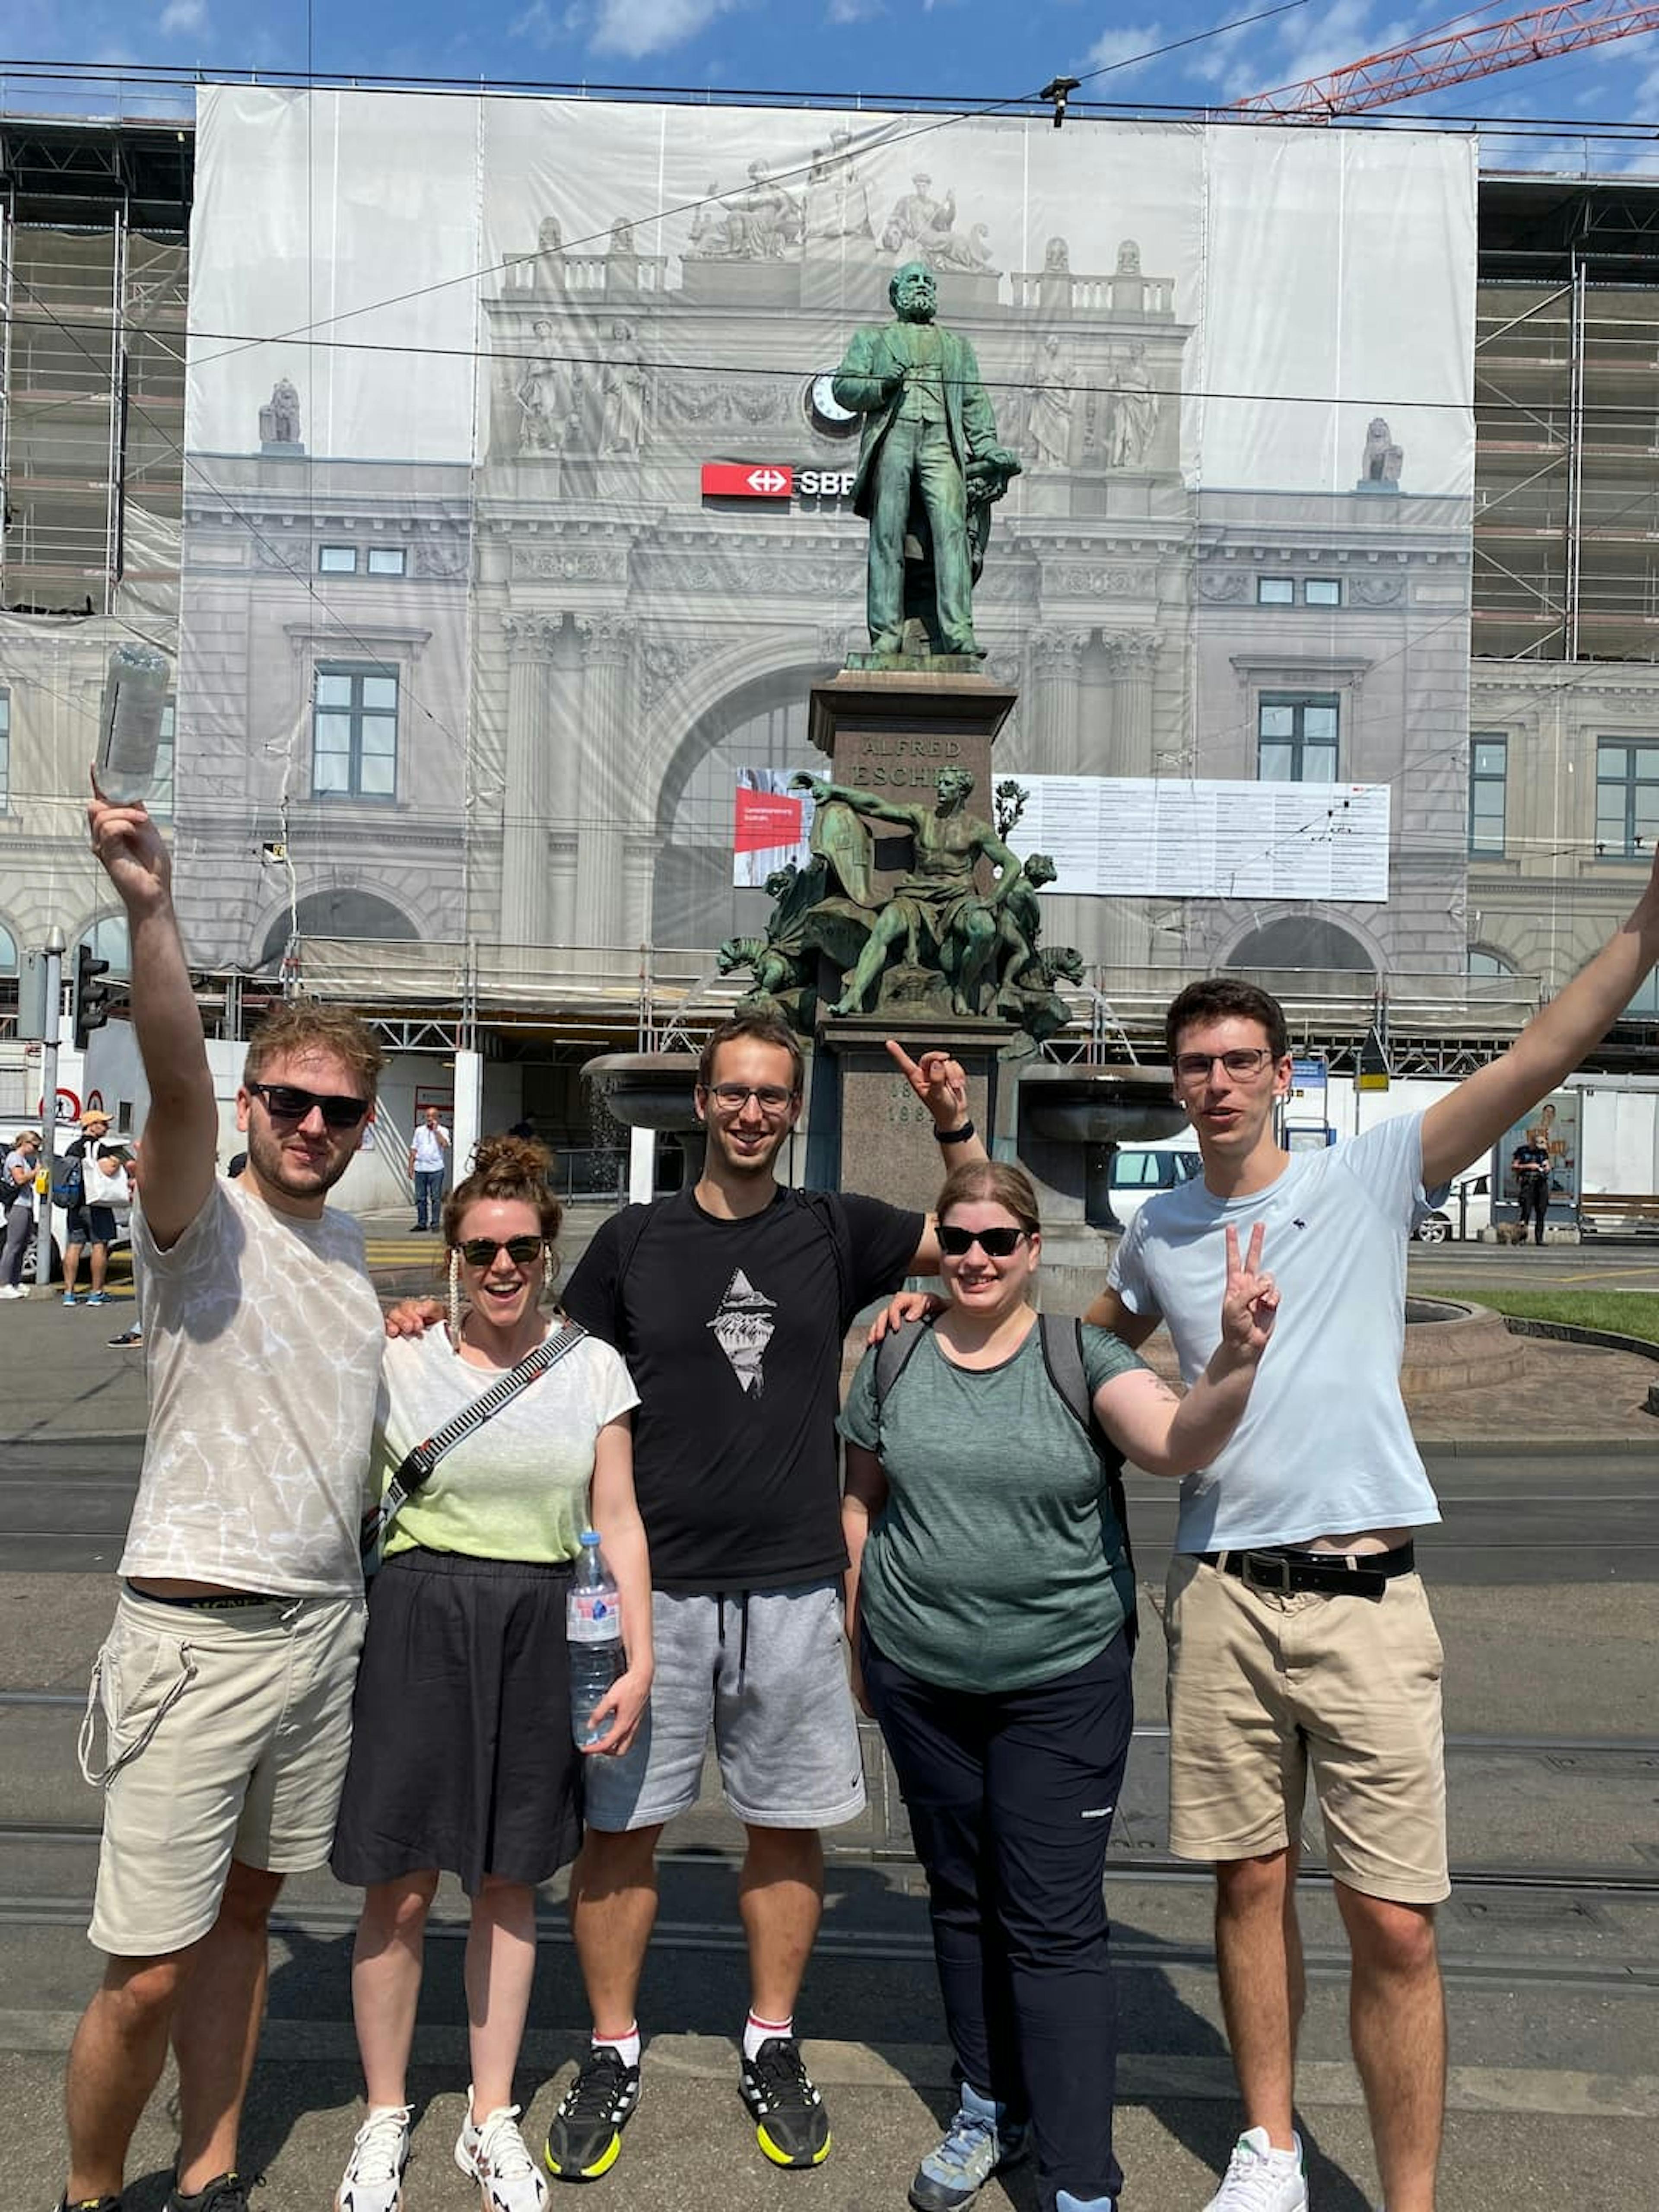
[[1172, 1049, 1276, 1084], [458, 1236, 544, 1268], [247, 1081, 371, 1129], [703, 1083, 797, 1116], [938, 1224, 1030, 1259]]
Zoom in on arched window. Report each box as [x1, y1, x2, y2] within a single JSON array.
[[1226, 917, 1373, 976], [75, 915, 130, 980], [1466, 947, 1516, 978], [259, 888, 419, 968], [0, 922, 16, 975]]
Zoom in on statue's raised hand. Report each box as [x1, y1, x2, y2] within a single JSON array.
[[790, 772, 830, 801]]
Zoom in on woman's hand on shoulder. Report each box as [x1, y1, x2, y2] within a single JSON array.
[[1218, 1222, 1278, 1365], [383, 1295, 445, 1340], [866, 1287, 944, 1345], [584, 1662, 653, 1760]]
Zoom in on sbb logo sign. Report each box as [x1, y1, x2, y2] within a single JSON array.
[[699, 463, 858, 502]]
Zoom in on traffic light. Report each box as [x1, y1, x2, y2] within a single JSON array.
[[72, 944, 112, 1051]]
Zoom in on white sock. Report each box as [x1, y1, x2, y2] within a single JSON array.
[[743, 2011, 793, 2062], [593, 2023, 641, 2069]]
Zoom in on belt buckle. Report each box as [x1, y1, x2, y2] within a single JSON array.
[[1243, 1550, 1293, 1594]]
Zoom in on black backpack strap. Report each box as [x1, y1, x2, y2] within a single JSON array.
[[1038, 1314, 1139, 1650], [801, 1188, 853, 1326], [871, 1313, 933, 1439], [606, 1200, 662, 1354]]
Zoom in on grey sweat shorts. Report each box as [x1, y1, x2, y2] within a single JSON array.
[[583, 1579, 867, 1834]]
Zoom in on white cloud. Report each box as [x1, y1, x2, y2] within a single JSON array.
[[827, 0, 881, 22], [510, 0, 588, 43], [588, 0, 735, 55], [158, 0, 207, 32], [1084, 26, 1159, 77]]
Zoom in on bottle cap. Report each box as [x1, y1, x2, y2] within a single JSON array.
[[580, 1528, 600, 1547]]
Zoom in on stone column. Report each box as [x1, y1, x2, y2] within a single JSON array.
[[574, 613, 637, 962], [1028, 627, 1089, 953], [1097, 630, 1162, 973], [500, 614, 556, 947]]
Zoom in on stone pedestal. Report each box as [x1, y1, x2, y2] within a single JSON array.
[[807, 666, 1018, 889], [812, 1016, 1015, 1218]]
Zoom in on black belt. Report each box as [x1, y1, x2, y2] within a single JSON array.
[[126, 1580, 284, 1611], [1196, 1541, 1416, 1599]]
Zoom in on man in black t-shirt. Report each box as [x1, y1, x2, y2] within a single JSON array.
[[1511, 1133, 1551, 1244], [545, 1011, 979, 2185]]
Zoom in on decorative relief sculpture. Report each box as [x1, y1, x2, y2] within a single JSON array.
[[598, 323, 649, 456], [516, 320, 578, 453], [1027, 335, 1078, 471], [803, 130, 876, 248], [1105, 343, 1158, 468], [880, 174, 999, 274]]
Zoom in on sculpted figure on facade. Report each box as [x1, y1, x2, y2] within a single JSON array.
[[1027, 335, 1078, 471], [516, 319, 576, 453], [1106, 342, 1158, 468], [881, 174, 998, 273], [831, 261, 1020, 659], [1361, 416, 1404, 486], [599, 323, 649, 456], [259, 376, 302, 447], [1116, 238, 1142, 275], [696, 161, 802, 259], [803, 129, 876, 248], [1044, 236, 1071, 274]]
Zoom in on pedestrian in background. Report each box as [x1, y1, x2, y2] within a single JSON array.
[[61, 1106, 119, 1307], [409, 1104, 451, 1233], [0, 1130, 38, 1298]]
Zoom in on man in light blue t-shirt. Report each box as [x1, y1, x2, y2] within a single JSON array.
[[1091, 846, 1659, 2212]]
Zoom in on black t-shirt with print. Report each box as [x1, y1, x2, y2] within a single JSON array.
[[563, 1185, 924, 1593]]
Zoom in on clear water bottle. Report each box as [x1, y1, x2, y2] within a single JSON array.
[[568, 1529, 625, 1749]]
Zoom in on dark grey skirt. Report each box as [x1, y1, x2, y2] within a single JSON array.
[[331, 1546, 581, 1895]]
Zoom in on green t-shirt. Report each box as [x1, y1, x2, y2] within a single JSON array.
[[838, 1321, 1144, 1694]]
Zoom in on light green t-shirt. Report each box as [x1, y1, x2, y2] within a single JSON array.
[[838, 1321, 1144, 1694], [377, 1325, 639, 1564]]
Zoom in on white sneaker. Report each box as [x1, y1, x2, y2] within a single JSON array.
[[454, 2094, 548, 2212], [1201, 2127, 1308, 2211], [335, 2102, 412, 2212], [0, 1284, 25, 1300]]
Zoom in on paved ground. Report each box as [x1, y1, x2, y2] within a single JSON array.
[[2, 1222, 1656, 2210]]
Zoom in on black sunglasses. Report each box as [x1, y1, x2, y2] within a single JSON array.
[[247, 1081, 370, 1130], [938, 1224, 1029, 1259], [458, 1236, 544, 1268]]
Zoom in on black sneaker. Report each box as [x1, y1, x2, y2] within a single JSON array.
[[543, 2047, 642, 2183], [738, 2036, 831, 2170], [164, 2175, 259, 2212], [58, 2198, 123, 2212]]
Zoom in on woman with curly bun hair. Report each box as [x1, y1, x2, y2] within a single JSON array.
[[331, 1134, 652, 2212]]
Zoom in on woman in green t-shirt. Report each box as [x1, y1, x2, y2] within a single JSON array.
[[839, 1160, 1276, 2212], [331, 1135, 652, 2212]]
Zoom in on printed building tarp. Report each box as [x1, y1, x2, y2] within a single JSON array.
[[173, 87, 1476, 992]]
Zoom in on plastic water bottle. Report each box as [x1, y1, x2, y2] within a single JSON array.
[[568, 1529, 625, 1749]]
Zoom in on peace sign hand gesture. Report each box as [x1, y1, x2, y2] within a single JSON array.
[[1219, 1222, 1279, 1365]]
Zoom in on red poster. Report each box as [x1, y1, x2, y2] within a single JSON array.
[[734, 786, 804, 852], [701, 461, 794, 499]]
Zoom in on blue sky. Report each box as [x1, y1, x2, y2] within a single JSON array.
[[6, 0, 1659, 169]]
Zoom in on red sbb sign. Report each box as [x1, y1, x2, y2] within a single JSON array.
[[702, 463, 793, 499]]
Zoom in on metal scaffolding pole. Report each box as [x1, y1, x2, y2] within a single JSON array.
[[1565, 255, 1587, 663]]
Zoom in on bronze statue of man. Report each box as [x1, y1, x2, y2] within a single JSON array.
[[832, 261, 1011, 658], [792, 764, 1020, 1015]]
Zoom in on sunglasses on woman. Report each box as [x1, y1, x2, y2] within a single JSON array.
[[458, 1236, 545, 1268], [937, 1224, 1029, 1259]]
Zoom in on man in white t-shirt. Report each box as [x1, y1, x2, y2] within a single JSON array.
[[1090, 847, 1659, 2212], [57, 784, 387, 2212], [409, 1105, 451, 1232]]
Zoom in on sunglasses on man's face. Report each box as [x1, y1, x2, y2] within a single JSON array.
[[938, 1224, 1029, 1259], [247, 1081, 370, 1130], [458, 1236, 544, 1269]]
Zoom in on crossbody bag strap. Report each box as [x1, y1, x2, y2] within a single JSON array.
[[360, 1319, 587, 1562]]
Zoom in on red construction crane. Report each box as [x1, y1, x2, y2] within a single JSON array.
[[1236, 0, 1659, 117]]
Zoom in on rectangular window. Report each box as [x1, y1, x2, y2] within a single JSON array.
[[1303, 578, 1342, 607], [366, 546, 407, 576], [0, 690, 9, 811], [1258, 693, 1338, 783], [1468, 733, 1506, 856], [318, 545, 358, 574], [149, 702, 176, 821], [1595, 740, 1659, 858], [1256, 576, 1294, 605], [312, 663, 398, 800]]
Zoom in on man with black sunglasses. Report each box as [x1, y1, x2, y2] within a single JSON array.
[[54, 782, 387, 2212], [1091, 849, 1659, 2212], [541, 1008, 979, 2188]]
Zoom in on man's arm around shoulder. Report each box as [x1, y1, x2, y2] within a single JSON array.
[[86, 785, 216, 1251]]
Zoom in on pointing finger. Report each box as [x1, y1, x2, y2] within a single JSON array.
[[885, 1039, 922, 1081]]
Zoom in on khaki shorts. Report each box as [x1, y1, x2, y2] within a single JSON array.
[[84, 1585, 366, 1957], [1163, 1555, 1449, 1905]]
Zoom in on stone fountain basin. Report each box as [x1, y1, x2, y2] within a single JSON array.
[[585, 1051, 702, 1132], [1015, 1063, 1189, 1146], [1400, 1297, 1527, 1388]]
